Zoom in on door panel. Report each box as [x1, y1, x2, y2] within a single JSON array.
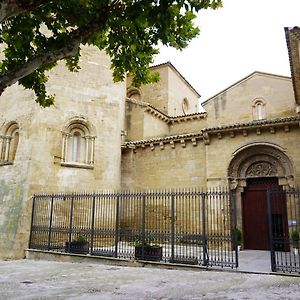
[[242, 177, 279, 250]]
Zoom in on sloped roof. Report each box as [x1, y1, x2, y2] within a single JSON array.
[[126, 98, 207, 124], [150, 62, 201, 98], [122, 115, 300, 149], [202, 71, 291, 106], [145, 104, 206, 123], [285, 27, 300, 105], [122, 132, 203, 148], [202, 115, 300, 133]]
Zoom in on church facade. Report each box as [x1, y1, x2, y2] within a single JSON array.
[[0, 27, 300, 259]]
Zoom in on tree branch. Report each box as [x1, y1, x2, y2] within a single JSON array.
[[0, 0, 52, 23], [0, 8, 109, 95]]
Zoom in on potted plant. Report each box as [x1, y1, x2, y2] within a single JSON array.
[[132, 236, 162, 261], [291, 230, 299, 255], [65, 235, 89, 254]]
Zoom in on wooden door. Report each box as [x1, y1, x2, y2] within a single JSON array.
[[242, 177, 279, 250]]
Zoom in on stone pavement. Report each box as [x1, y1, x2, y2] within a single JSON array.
[[0, 259, 300, 300], [238, 250, 271, 272]]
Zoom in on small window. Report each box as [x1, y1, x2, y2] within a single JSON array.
[[182, 97, 189, 115], [0, 122, 19, 165], [127, 87, 142, 101], [71, 131, 81, 162], [252, 99, 266, 120], [61, 118, 96, 168]]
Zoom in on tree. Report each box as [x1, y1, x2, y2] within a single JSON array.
[[0, 0, 222, 107]]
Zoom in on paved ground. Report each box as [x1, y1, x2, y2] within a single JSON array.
[[238, 250, 271, 272], [0, 259, 300, 299]]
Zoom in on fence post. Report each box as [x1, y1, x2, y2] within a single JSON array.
[[90, 194, 96, 255], [47, 196, 54, 251], [171, 191, 175, 262], [114, 193, 120, 258], [141, 192, 146, 259], [231, 191, 239, 268], [28, 195, 36, 249], [267, 190, 276, 272], [201, 192, 208, 266], [67, 194, 74, 253]]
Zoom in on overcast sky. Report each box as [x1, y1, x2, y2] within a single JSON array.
[[154, 0, 300, 103]]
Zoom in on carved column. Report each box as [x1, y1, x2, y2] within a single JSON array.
[[62, 133, 69, 162], [4, 136, 11, 161], [61, 133, 66, 162], [0, 136, 3, 161], [90, 137, 95, 164], [85, 136, 90, 164]]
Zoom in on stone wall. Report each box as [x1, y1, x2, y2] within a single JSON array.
[[125, 100, 170, 141], [0, 46, 125, 258], [127, 66, 169, 114], [203, 73, 295, 127], [169, 118, 206, 135], [127, 63, 200, 117], [166, 64, 200, 116], [121, 138, 206, 190]]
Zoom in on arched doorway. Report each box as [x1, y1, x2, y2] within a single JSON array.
[[228, 143, 294, 250], [242, 177, 289, 250]]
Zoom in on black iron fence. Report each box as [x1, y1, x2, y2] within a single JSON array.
[[267, 188, 300, 273], [29, 189, 238, 268]]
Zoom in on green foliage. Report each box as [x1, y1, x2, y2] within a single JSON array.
[[234, 228, 242, 245], [70, 235, 88, 246], [132, 240, 159, 248], [291, 230, 299, 247], [0, 0, 222, 106], [130, 233, 160, 248]]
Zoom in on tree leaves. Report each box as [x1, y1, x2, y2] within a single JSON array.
[[0, 0, 222, 106]]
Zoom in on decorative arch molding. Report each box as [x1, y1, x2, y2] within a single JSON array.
[[0, 121, 19, 164], [61, 116, 96, 168], [228, 143, 294, 190], [252, 97, 266, 120], [62, 116, 96, 137], [3, 121, 19, 135], [127, 87, 142, 101]]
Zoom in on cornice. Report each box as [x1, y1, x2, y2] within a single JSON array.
[[126, 98, 207, 124], [145, 105, 207, 124], [122, 115, 300, 150], [201, 115, 300, 145], [202, 115, 300, 133], [122, 132, 203, 151], [125, 97, 149, 107]]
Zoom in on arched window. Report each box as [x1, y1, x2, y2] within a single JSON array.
[[252, 99, 266, 120], [72, 131, 81, 162], [61, 118, 96, 168], [0, 122, 19, 165], [127, 87, 142, 101], [182, 97, 189, 115]]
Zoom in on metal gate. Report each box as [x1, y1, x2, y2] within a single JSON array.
[[267, 188, 300, 274], [29, 189, 238, 269]]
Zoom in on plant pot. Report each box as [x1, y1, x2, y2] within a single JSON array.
[[134, 246, 162, 261], [65, 242, 89, 254]]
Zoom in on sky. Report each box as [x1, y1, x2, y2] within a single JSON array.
[[153, 0, 300, 103]]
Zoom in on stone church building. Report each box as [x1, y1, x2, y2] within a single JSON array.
[[0, 27, 300, 259]]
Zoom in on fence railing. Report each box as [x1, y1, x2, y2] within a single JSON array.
[[267, 188, 300, 273], [29, 189, 238, 268]]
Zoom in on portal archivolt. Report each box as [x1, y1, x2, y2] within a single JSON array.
[[228, 143, 294, 189]]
